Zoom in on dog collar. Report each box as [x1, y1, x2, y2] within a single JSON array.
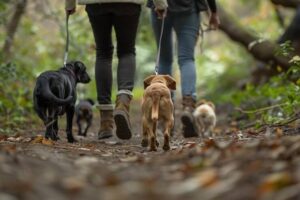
[[65, 67, 76, 80]]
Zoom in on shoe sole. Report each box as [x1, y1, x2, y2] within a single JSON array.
[[98, 132, 113, 140], [114, 110, 132, 140], [181, 115, 197, 138]]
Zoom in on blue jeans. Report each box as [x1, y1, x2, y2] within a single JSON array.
[[150, 10, 200, 100]]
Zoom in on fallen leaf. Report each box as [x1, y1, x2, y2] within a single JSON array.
[[120, 156, 139, 163], [78, 147, 90, 151], [196, 169, 219, 187], [275, 128, 284, 138], [258, 172, 293, 195], [0, 135, 8, 141], [183, 141, 197, 149], [61, 177, 85, 192], [0, 144, 17, 154], [74, 156, 98, 167], [42, 138, 54, 146], [101, 152, 113, 157], [31, 135, 44, 144]]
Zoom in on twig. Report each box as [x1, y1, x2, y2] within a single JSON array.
[[235, 102, 288, 114], [271, 113, 300, 127]]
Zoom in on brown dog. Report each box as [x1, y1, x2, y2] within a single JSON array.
[[141, 75, 176, 151], [193, 100, 216, 139]]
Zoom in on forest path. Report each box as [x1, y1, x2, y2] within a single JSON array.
[[0, 100, 300, 200]]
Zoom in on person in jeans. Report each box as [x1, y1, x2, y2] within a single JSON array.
[[65, 0, 168, 140], [147, 0, 220, 138]]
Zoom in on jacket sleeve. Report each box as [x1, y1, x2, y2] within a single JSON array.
[[65, 0, 76, 10], [207, 0, 217, 13], [152, 0, 168, 10]]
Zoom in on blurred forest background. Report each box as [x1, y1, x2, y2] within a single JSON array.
[[1, 0, 300, 132]]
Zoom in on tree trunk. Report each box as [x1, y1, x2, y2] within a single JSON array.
[[218, 7, 291, 72], [2, 0, 27, 61], [271, 0, 300, 8]]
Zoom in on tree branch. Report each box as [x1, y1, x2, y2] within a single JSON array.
[[218, 7, 291, 72], [271, 0, 300, 8], [2, 0, 27, 61]]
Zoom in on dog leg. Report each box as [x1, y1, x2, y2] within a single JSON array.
[[83, 120, 91, 137], [141, 125, 149, 147], [66, 106, 76, 143], [162, 120, 172, 151], [208, 126, 214, 138], [77, 118, 83, 136], [149, 128, 157, 151], [53, 119, 60, 140]]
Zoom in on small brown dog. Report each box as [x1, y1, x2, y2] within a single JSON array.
[[141, 75, 176, 151], [193, 100, 216, 139]]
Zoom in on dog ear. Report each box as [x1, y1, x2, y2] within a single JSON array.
[[196, 99, 207, 107], [143, 75, 156, 89], [207, 101, 215, 110], [74, 61, 86, 72], [163, 75, 176, 90]]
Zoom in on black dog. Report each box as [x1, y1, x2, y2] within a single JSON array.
[[75, 98, 94, 137], [33, 61, 91, 143]]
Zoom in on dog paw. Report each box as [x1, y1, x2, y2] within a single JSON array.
[[156, 140, 159, 147], [141, 139, 148, 147], [149, 147, 157, 151], [53, 135, 60, 141], [163, 144, 170, 151], [67, 136, 77, 143]]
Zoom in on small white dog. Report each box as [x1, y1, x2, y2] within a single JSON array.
[[193, 100, 216, 138]]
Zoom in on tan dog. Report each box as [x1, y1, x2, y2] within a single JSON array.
[[193, 100, 216, 139], [141, 75, 176, 151]]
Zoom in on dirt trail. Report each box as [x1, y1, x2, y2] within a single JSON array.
[[0, 100, 300, 200]]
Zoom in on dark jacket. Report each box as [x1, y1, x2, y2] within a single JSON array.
[[147, 0, 216, 13]]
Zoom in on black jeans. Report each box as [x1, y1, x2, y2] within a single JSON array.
[[86, 3, 141, 104]]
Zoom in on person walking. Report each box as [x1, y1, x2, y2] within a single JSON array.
[[147, 0, 220, 137], [65, 0, 168, 140]]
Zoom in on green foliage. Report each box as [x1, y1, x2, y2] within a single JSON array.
[[276, 41, 295, 57], [229, 49, 300, 127], [0, 62, 35, 129]]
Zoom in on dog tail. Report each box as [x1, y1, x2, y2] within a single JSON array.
[[38, 78, 73, 105], [151, 92, 160, 122]]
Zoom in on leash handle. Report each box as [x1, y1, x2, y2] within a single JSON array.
[[155, 16, 165, 75], [63, 13, 70, 67]]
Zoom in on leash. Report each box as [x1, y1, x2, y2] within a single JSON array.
[[63, 13, 70, 67], [154, 15, 165, 75], [199, 23, 213, 53]]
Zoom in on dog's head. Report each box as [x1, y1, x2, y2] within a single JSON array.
[[196, 99, 215, 111], [84, 98, 95, 106], [66, 61, 91, 83], [143, 75, 176, 90]]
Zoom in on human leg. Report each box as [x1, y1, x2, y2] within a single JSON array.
[[173, 12, 200, 137], [113, 4, 141, 139], [86, 5, 114, 139]]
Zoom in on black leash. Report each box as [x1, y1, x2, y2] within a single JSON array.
[[63, 13, 70, 67], [154, 16, 165, 75]]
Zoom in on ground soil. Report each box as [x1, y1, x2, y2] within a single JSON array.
[[0, 100, 300, 200]]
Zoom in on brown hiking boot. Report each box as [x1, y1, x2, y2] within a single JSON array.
[[181, 95, 197, 138], [97, 105, 114, 139], [113, 94, 132, 139]]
